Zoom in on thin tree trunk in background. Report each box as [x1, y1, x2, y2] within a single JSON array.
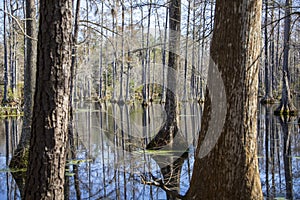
[[160, 6, 168, 104], [182, 0, 191, 102], [190, 0, 196, 100], [186, 0, 263, 198], [275, 7, 281, 97], [125, 0, 133, 102], [275, 0, 297, 115], [99, 0, 104, 100], [199, 0, 207, 103], [111, 3, 117, 103], [118, 3, 125, 103], [67, 1, 81, 198], [3, 0, 9, 104], [9, 0, 37, 178], [24, 0, 72, 198], [270, 1, 276, 97], [146, 0, 181, 150], [261, 0, 274, 104]]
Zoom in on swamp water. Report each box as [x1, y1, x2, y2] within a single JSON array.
[[0, 100, 299, 200]]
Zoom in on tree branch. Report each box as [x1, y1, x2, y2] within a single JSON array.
[[0, 8, 37, 41], [140, 174, 185, 199]]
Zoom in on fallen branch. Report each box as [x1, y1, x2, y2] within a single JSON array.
[[140, 174, 185, 199]]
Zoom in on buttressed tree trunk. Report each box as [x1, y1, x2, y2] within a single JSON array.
[[24, 0, 72, 199], [185, 0, 263, 199]]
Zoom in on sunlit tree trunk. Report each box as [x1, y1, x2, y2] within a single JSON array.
[[24, 0, 72, 198], [186, 0, 263, 199], [274, 0, 297, 115]]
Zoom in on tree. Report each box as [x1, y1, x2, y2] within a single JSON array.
[[2, 0, 9, 103], [9, 0, 37, 195], [274, 0, 297, 115], [261, 0, 275, 104], [185, 0, 263, 199], [24, 0, 73, 199], [10, 0, 37, 168], [146, 0, 181, 149]]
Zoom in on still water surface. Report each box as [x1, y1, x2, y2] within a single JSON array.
[[0, 100, 299, 199]]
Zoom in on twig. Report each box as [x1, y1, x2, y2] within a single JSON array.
[[140, 174, 185, 199], [0, 8, 37, 41]]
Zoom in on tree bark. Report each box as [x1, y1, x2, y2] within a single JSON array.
[[185, 0, 263, 199], [24, 0, 72, 199]]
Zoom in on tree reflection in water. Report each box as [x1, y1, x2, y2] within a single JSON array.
[[0, 102, 300, 199]]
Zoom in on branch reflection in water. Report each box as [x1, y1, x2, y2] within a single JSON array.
[[0, 100, 299, 199]]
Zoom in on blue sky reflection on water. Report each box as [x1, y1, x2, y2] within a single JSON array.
[[0, 101, 299, 199]]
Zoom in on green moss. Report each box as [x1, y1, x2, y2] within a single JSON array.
[[9, 146, 30, 170]]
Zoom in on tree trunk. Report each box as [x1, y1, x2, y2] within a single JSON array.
[[146, 0, 181, 149], [185, 0, 263, 199], [160, 7, 168, 104], [182, 0, 191, 102], [9, 0, 37, 195], [261, 0, 274, 104], [24, 0, 72, 199], [2, 0, 9, 104], [274, 0, 297, 115]]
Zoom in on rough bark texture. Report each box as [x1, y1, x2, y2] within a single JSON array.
[[274, 0, 297, 115], [24, 0, 72, 199], [185, 0, 263, 199]]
